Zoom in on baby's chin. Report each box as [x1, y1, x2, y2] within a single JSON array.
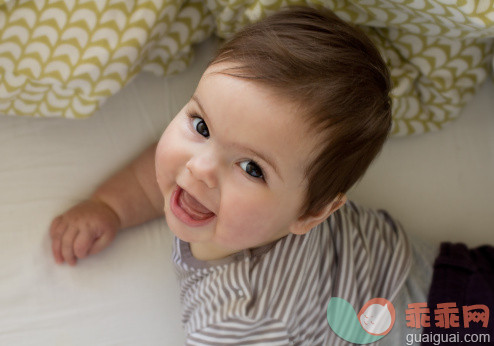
[[164, 210, 215, 242]]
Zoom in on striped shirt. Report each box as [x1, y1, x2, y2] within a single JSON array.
[[172, 201, 412, 345]]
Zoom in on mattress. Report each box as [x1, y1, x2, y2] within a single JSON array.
[[1, 37, 492, 345]]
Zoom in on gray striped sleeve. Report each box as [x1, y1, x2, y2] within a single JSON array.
[[329, 201, 412, 308], [186, 318, 290, 345]]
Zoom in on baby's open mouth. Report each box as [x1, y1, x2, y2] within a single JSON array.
[[178, 188, 214, 220], [170, 186, 216, 227]]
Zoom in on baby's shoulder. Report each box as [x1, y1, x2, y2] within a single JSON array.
[[332, 200, 401, 229]]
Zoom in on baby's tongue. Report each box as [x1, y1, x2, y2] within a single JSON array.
[[179, 190, 214, 220]]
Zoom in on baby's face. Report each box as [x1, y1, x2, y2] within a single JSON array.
[[155, 63, 321, 260]]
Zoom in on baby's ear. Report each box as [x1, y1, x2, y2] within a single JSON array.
[[289, 194, 347, 235]]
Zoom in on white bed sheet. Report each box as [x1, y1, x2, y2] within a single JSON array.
[[1, 37, 492, 345]]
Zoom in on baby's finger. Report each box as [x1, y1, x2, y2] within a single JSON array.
[[50, 218, 67, 264], [49, 216, 63, 238], [52, 237, 64, 264], [73, 230, 96, 259], [61, 227, 79, 266]]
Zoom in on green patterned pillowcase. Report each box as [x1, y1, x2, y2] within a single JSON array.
[[206, 0, 494, 136], [0, 0, 214, 118]]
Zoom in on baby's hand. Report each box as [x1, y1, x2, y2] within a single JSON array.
[[50, 199, 121, 266]]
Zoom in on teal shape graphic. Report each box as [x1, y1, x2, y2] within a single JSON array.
[[327, 297, 387, 344]]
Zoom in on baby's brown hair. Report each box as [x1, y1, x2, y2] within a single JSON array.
[[208, 6, 392, 217]]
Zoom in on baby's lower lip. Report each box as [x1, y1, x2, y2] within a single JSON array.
[[170, 186, 216, 227]]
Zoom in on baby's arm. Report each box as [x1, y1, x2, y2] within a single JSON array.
[[50, 143, 164, 265]]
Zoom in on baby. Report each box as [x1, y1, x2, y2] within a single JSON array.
[[50, 6, 412, 344]]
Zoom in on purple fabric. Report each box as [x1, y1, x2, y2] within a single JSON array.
[[422, 242, 494, 345]]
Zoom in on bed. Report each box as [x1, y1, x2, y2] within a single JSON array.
[[1, 35, 493, 345], [1, 1, 493, 345]]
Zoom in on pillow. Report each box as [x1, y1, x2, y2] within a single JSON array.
[[2, 0, 493, 136], [206, 0, 494, 136], [0, 0, 214, 118]]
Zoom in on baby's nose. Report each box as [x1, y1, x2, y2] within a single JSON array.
[[186, 152, 218, 189]]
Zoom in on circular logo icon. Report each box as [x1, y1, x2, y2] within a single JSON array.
[[358, 298, 396, 336], [327, 297, 396, 344]]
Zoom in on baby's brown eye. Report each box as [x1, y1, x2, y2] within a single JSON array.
[[240, 160, 264, 179], [192, 117, 209, 138]]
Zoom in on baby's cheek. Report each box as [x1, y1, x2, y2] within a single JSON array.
[[156, 132, 185, 183], [217, 199, 277, 249]]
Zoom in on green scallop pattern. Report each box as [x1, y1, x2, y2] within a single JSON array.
[[1, 0, 493, 136], [205, 0, 494, 136], [0, 0, 214, 118]]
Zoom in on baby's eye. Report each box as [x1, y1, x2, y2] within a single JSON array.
[[192, 117, 209, 138], [240, 160, 264, 180]]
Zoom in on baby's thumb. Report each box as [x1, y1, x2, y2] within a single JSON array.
[[73, 231, 97, 259], [88, 231, 115, 256]]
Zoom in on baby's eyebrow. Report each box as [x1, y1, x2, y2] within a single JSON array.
[[191, 94, 283, 181], [191, 94, 209, 121]]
